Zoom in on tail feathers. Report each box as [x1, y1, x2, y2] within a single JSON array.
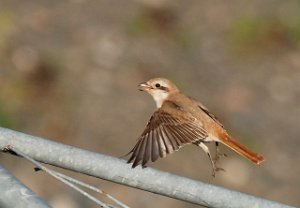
[[220, 134, 264, 164]]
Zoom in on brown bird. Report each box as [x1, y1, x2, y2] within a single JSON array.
[[127, 77, 264, 176]]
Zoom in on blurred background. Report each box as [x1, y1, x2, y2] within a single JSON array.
[[0, 0, 299, 207]]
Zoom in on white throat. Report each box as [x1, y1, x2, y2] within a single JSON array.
[[150, 91, 169, 108]]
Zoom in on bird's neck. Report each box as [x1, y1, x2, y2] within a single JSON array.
[[153, 94, 168, 108], [151, 91, 182, 108]]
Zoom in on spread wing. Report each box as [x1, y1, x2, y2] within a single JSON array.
[[127, 109, 208, 168]]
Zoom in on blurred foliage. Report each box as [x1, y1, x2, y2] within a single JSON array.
[[0, 10, 14, 51], [25, 53, 61, 91], [127, 6, 196, 52], [0, 104, 17, 129], [175, 32, 197, 52], [229, 15, 300, 55], [128, 9, 155, 36], [286, 17, 300, 46], [128, 7, 177, 37]]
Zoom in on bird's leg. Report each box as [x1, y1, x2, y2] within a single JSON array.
[[213, 142, 227, 163], [198, 142, 224, 177]]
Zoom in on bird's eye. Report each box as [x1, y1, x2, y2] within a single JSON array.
[[155, 83, 161, 88]]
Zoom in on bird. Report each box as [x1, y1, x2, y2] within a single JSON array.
[[127, 77, 264, 176]]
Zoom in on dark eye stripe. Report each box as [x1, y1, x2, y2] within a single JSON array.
[[159, 86, 169, 91]]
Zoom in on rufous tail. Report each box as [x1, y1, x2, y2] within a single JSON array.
[[219, 133, 264, 164]]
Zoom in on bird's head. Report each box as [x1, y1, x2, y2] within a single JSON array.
[[138, 78, 179, 108]]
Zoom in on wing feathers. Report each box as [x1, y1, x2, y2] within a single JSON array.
[[132, 136, 146, 168], [158, 125, 174, 154], [166, 125, 185, 145], [155, 129, 167, 158], [142, 134, 152, 166], [127, 139, 142, 164], [128, 110, 208, 168], [151, 130, 160, 162]]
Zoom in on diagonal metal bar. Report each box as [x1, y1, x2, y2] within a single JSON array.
[[53, 172, 130, 208], [0, 165, 51, 208], [0, 127, 295, 208], [7, 146, 112, 208]]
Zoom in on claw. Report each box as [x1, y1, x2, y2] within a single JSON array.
[[211, 163, 225, 177]]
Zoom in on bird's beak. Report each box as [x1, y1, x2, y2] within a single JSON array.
[[138, 82, 152, 92]]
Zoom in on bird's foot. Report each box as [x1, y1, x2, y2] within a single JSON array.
[[211, 164, 225, 177], [213, 152, 227, 164], [211, 152, 226, 177]]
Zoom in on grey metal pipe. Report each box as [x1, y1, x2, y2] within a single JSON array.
[[0, 165, 51, 208], [0, 127, 294, 208]]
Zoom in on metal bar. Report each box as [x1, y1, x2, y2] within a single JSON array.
[[53, 172, 130, 208], [9, 146, 112, 208], [0, 165, 51, 208], [0, 127, 294, 208]]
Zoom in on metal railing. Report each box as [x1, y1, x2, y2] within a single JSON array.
[[0, 127, 294, 208], [0, 165, 51, 208]]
